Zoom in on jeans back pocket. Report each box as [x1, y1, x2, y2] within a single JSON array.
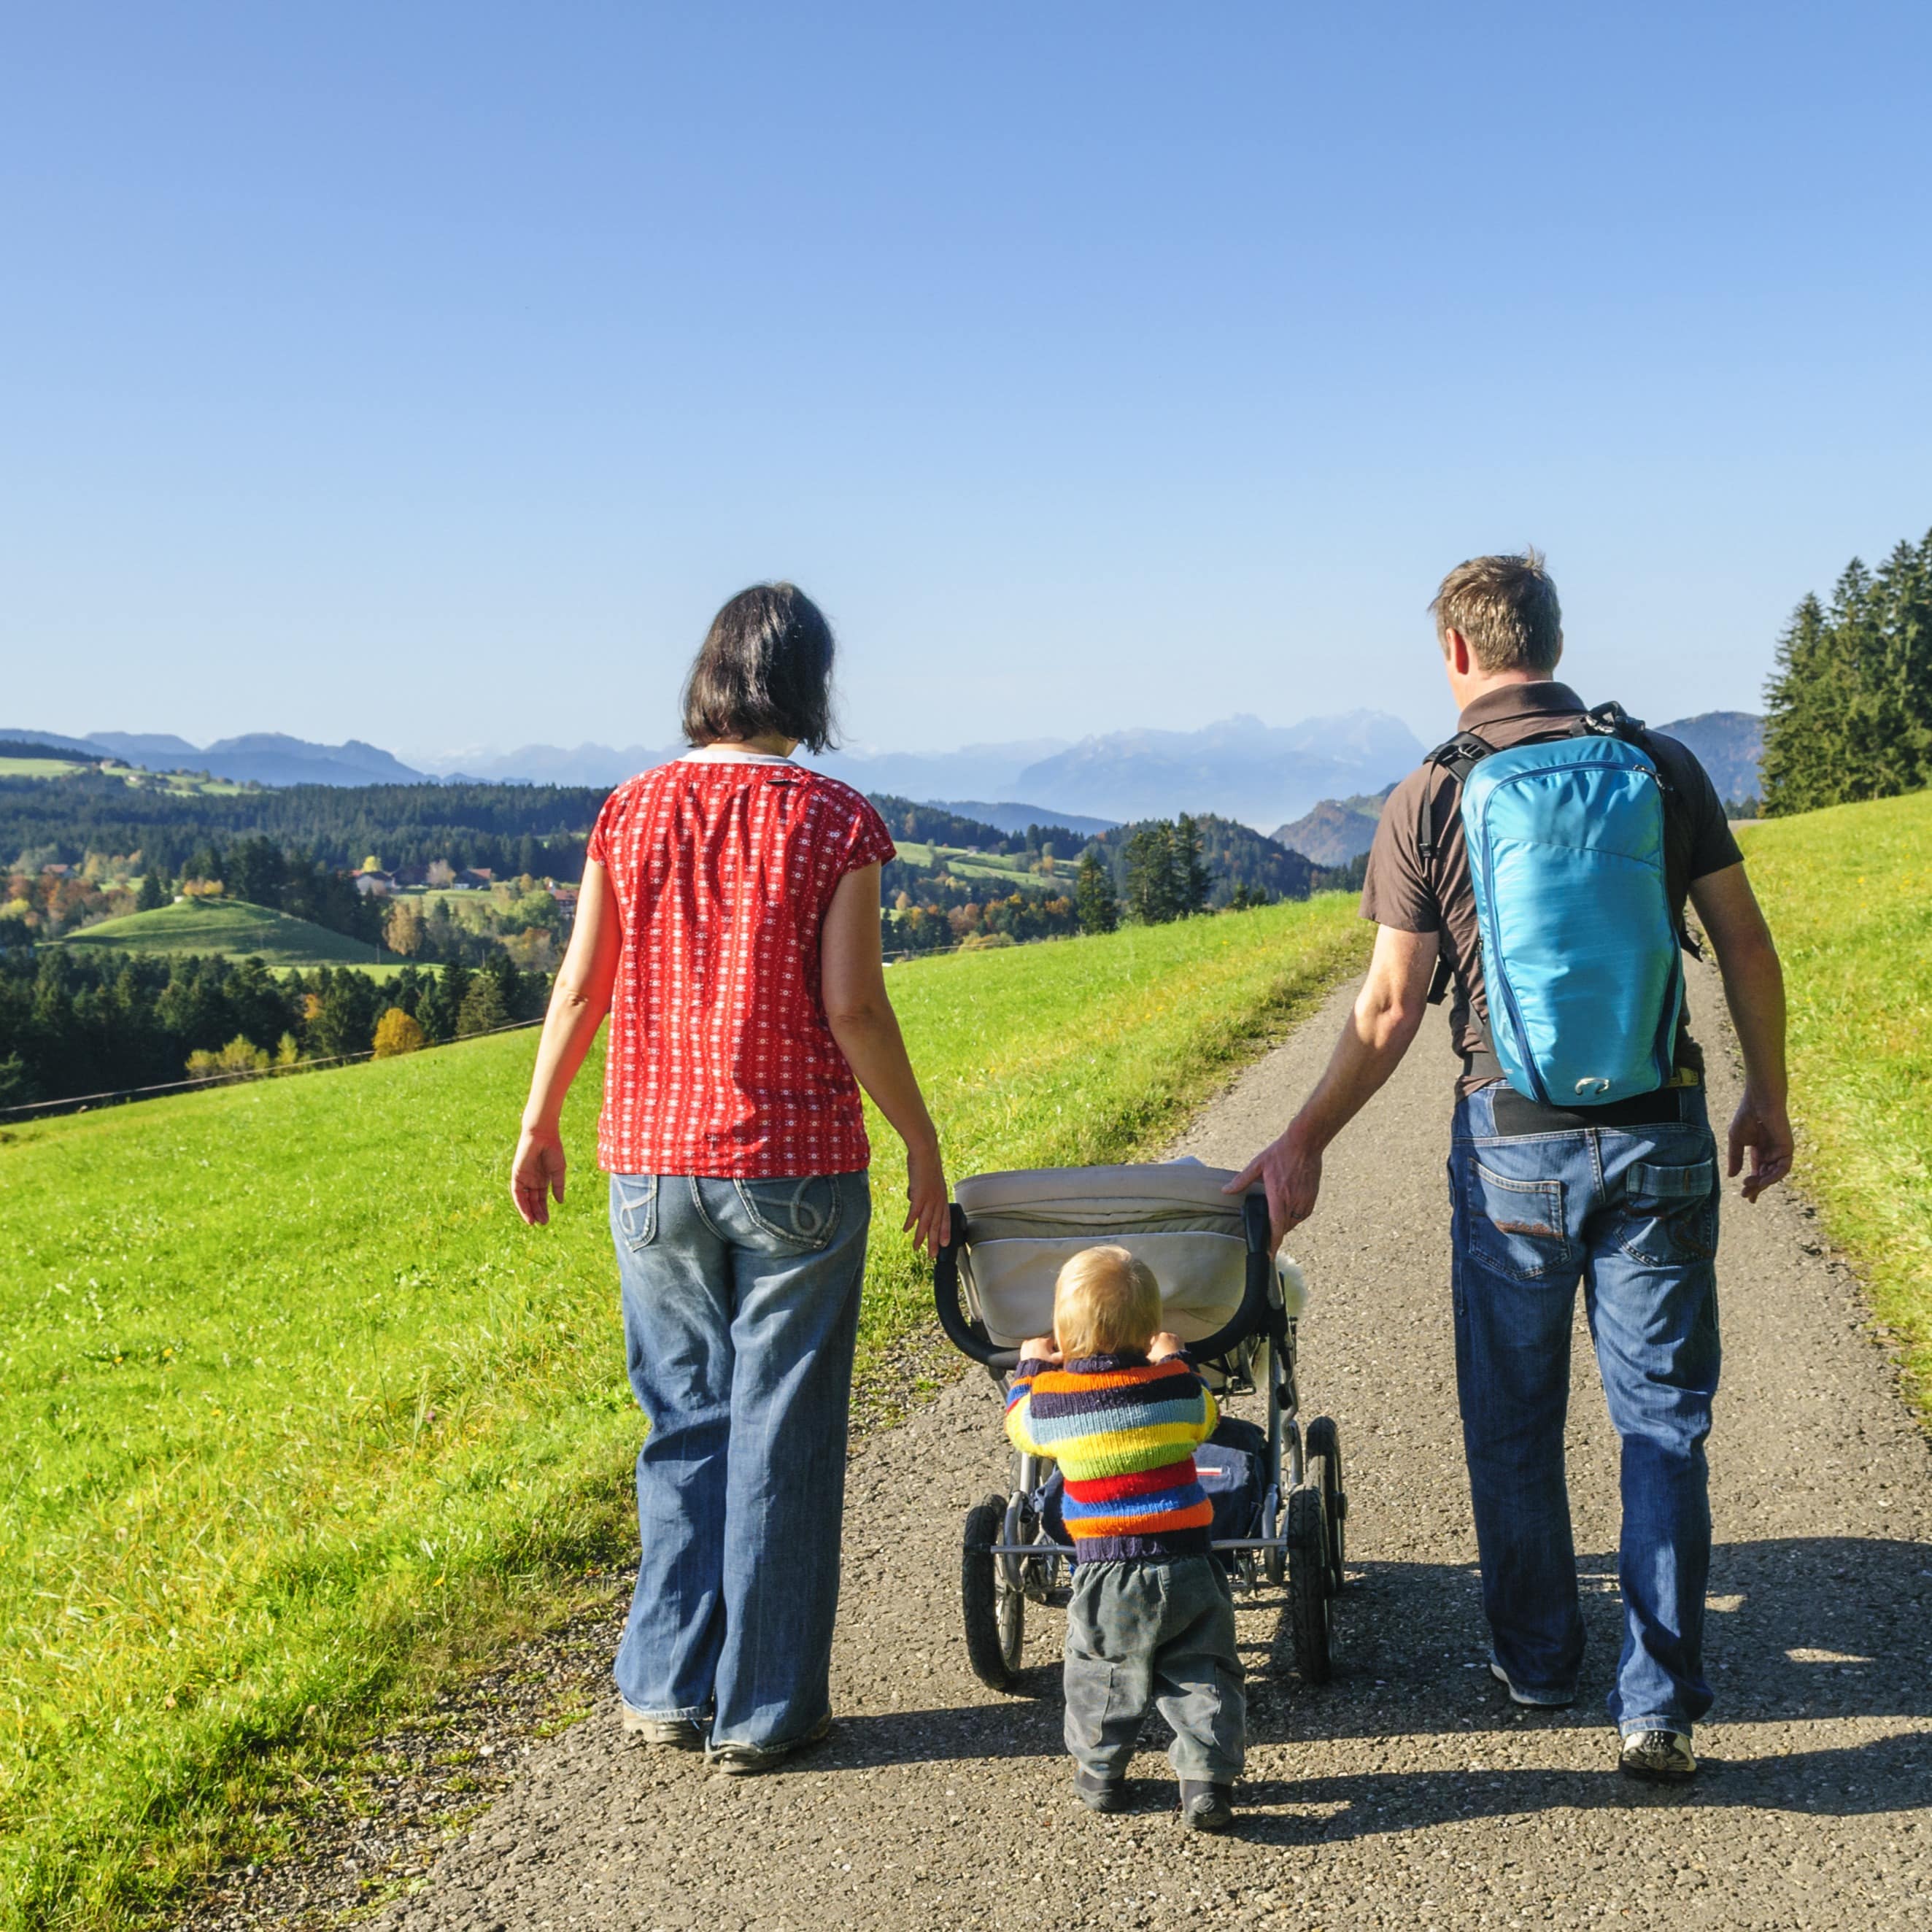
[[733, 1175, 844, 1253], [1618, 1156, 1717, 1265], [610, 1173, 659, 1252], [1466, 1160, 1573, 1279]]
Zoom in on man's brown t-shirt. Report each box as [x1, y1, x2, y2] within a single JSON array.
[[1359, 681, 1743, 1096]]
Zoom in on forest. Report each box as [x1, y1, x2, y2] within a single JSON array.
[[1761, 525, 1932, 814], [0, 948, 549, 1110]]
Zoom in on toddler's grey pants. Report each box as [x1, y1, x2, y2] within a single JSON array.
[[1063, 1556, 1245, 1783]]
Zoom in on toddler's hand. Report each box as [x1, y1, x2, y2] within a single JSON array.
[[1148, 1331, 1186, 1361], [1019, 1336, 1062, 1364]]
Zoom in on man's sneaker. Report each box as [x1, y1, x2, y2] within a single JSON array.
[[619, 1705, 706, 1750], [1178, 1781, 1236, 1833], [707, 1712, 832, 1777], [1488, 1657, 1577, 1709], [1619, 1729, 1697, 1783], [1074, 1767, 1125, 1813]]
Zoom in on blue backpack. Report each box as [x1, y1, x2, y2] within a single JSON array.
[[1420, 703, 1691, 1108]]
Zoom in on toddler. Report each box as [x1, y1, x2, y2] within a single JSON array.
[[1005, 1244, 1245, 1831]]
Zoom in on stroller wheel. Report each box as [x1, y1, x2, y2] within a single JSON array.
[[962, 1494, 1024, 1691], [1306, 1416, 1347, 1591], [1286, 1485, 1333, 1684]]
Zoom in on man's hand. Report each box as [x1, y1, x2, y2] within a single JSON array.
[[1728, 1086, 1795, 1202], [1019, 1335, 1062, 1364], [1221, 924, 1434, 1248], [1226, 1129, 1324, 1253], [1147, 1331, 1186, 1362], [511, 1121, 567, 1226]]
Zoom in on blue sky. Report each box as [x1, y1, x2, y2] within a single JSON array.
[[4, 2, 1928, 756]]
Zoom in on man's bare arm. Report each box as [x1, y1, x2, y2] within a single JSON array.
[[1688, 861, 1793, 1202], [1225, 924, 1440, 1248]]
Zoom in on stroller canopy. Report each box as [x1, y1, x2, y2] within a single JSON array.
[[951, 1159, 1306, 1352]]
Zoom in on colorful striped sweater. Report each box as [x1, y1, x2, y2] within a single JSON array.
[[1004, 1351, 1219, 1561]]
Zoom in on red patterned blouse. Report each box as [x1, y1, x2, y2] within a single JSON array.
[[586, 756, 897, 1178]]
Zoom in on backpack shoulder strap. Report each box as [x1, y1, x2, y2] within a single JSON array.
[[1415, 730, 1494, 861], [1415, 730, 1494, 1005]]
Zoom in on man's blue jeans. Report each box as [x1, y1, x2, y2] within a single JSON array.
[[1449, 1085, 1722, 1736], [608, 1170, 870, 1751]]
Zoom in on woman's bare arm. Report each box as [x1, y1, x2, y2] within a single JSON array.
[[819, 864, 950, 1254], [511, 860, 621, 1226]]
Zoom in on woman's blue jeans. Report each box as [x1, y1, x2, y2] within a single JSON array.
[[607, 1170, 870, 1750], [1449, 1086, 1722, 1736]]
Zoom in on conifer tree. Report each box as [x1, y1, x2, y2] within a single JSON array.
[[1172, 814, 1213, 917], [1124, 824, 1180, 924], [1074, 850, 1119, 933]]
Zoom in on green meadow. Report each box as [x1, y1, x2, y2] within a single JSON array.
[[61, 897, 397, 973], [0, 894, 1366, 1927], [1739, 789, 1932, 1413]]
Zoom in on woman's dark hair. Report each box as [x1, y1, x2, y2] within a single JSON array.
[[681, 583, 838, 752]]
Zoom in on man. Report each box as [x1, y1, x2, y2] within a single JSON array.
[[1230, 552, 1792, 1782]]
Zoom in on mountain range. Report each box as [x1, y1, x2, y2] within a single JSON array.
[[4, 705, 1764, 827], [414, 714, 1432, 827], [0, 728, 426, 787]]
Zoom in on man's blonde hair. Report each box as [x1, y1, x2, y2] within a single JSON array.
[[1429, 549, 1564, 673], [1054, 1245, 1163, 1359]]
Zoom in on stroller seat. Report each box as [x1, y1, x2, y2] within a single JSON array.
[[951, 1159, 1306, 1368]]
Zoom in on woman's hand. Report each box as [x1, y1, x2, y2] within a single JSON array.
[[511, 1121, 568, 1226], [903, 1137, 951, 1257]]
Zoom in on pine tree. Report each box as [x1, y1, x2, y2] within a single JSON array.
[[136, 869, 169, 912], [1760, 592, 1835, 814], [457, 973, 508, 1038], [1124, 825, 1180, 924], [1075, 850, 1119, 933], [1172, 814, 1213, 917]]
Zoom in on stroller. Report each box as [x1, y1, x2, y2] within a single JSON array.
[[933, 1159, 1349, 1691]]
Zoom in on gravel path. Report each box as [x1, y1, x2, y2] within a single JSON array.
[[381, 963, 1932, 1931]]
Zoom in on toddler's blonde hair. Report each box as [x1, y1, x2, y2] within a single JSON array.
[[1054, 1245, 1162, 1359]]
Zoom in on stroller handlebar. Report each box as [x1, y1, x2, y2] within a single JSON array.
[[932, 1192, 1280, 1373]]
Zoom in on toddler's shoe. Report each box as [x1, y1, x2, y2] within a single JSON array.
[[1179, 1780, 1235, 1832], [1074, 1767, 1125, 1813]]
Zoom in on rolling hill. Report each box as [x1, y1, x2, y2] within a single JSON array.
[[61, 897, 387, 968]]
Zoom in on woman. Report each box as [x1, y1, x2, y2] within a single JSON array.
[[510, 583, 948, 1774]]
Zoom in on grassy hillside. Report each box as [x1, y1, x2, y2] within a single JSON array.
[[1739, 791, 1932, 1412], [61, 895, 388, 969], [0, 894, 1367, 1927], [0, 754, 90, 779]]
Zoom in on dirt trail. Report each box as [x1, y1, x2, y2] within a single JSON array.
[[382, 964, 1932, 1931]]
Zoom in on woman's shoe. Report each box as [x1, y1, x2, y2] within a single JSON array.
[[619, 1704, 706, 1750], [1179, 1781, 1236, 1832], [707, 1712, 833, 1776]]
